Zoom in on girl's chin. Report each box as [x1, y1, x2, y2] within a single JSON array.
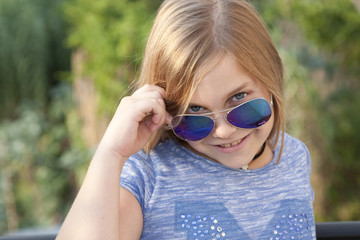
[[216, 157, 251, 169]]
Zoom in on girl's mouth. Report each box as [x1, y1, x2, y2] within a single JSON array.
[[217, 133, 250, 150], [219, 138, 243, 148]]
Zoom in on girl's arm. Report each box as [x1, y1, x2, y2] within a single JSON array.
[[56, 85, 171, 240]]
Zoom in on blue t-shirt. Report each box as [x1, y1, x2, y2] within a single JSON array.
[[120, 133, 316, 239]]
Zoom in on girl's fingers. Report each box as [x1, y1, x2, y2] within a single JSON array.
[[102, 84, 172, 158], [130, 85, 169, 125], [165, 111, 173, 125], [149, 98, 167, 124]]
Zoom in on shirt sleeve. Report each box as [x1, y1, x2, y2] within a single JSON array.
[[303, 142, 315, 202], [296, 137, 315, 203], [120, 150, 155, 211]]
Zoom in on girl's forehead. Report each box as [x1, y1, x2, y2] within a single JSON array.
[[188, 55, 263, 106]]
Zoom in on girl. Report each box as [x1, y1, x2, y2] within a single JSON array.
[[57, 0, 316, 239]]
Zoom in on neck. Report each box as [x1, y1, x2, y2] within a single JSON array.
[[247, 142, 273, 169], [252, 142, 266, 161]]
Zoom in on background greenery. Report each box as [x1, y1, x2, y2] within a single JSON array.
[[0, 0, 359, 234]]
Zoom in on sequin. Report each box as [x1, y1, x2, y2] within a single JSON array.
[[178, 214, 228, 239], [270, 212, 312, 239]]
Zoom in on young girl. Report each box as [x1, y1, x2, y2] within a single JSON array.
[[57, 0, 316, 239]]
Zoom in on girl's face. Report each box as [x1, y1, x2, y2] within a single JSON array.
[[183, 55, 274, 169]]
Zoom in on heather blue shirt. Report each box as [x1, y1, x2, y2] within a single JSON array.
[[120, 133, 316, 239]]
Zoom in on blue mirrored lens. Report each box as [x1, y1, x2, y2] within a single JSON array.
[[227, 98, 271, 128], [172, 115, 214, 141]]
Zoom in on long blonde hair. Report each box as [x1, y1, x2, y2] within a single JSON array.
[[136, 0, 285, 159]]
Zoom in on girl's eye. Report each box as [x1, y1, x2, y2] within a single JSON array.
[[232, 92, 247, 101], [189, 106, 203, 113]]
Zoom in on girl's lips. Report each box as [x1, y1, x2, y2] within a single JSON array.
[[214, 133, 251, 153]]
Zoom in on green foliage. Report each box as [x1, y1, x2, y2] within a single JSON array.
[[0, 83, 90, 233], [0, 0, 70, 119], [64, 0, 162, 115], [318, 88, 360, 221], [0, 0, 89, 234], [292, 0, 360, 74]]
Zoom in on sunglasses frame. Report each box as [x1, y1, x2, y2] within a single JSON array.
[[169, 96, 273, 141]]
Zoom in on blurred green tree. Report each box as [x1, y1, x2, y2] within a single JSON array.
[[64, 0, 162, 115], [0, 0, 70, 118], [0, 84, 89, 232], [0, 0, 90, 234]]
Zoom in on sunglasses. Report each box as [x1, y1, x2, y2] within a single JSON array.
[[169, 97, 272, 141]]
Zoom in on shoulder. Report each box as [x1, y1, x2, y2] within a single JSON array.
[[123, 137, 181, 175], [281, 133, 310, 156], [278, 133, 311, 170], [120, 138, 176, 207], [130, 137, 180, 163]]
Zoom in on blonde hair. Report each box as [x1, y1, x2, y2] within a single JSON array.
[[136, 0, 285, 160]]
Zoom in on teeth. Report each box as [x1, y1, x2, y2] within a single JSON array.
[[220, 139, 242, 148]]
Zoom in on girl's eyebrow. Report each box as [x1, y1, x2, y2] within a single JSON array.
[[225, 82, 253, 99], [188, 81, 255, 108]]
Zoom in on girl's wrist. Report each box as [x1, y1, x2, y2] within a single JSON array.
[[93, 143, 129, 166]]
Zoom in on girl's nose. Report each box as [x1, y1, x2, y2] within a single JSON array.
[[211, 117, 237, 139]]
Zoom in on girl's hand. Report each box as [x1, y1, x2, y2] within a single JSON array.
[[97, 84, 172, 160]]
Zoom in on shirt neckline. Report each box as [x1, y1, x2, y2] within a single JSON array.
[[166, 137, 280, 173]]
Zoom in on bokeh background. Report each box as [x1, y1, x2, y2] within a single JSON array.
[[0, 0, 359, 235]]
